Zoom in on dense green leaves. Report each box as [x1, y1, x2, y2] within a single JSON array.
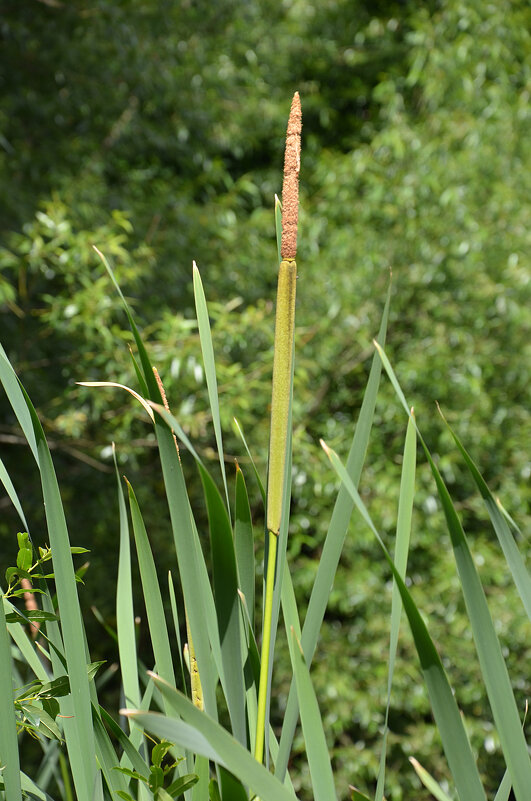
[[0, 1, 529, 798]]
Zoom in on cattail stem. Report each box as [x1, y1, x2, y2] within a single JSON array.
[[266, 258, 297, 536], [254, 532, 278, 764]]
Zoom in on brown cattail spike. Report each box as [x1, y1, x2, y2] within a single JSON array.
[[281, 92, 302, 260]]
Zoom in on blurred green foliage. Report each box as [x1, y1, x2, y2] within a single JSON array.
[[0, 0, 529, 798]]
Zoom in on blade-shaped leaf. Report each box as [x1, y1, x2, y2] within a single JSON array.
[[20, 385, 98, 801], [0, 595, 22, 801], [126, 481, 175, 692], [234, 464, 255, 626], [193, 262, 230, 511], [276, 280, 391, 778], [288, 628, 337, 801], [198, 462, 246, 746], [114, 450, 142, 724], [126, 672, 299, 801], [439, 409, 531, 623], [409, 758, 454, 801], [376, 412, 416, 801], [322, 440, 486, 801], [375, 344, 531, 801]]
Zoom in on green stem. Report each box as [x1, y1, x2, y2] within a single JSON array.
[[254, 531, 278, 764]]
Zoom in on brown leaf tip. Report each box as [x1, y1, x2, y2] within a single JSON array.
[[281, 92, 302, 260]]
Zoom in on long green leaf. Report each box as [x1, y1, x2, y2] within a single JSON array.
[[126, 481, 176, 693], [198, 463, 246, 746], [376, 412, 416, 801], [409, 758, 454, 801], [99, 252, 219, 721], [323, 441, 486, 801], [0, 345, 38, 461], [0, 594, 22, 801], [375, 344, 531, 801], [428, 455, 531, 801], [21, 386, 98, 801], [127, 673, 298, 801], [168, 571, 189, 703], [439, 410, 531, 622], [93, 708, 128, 797], [193, 262, 230, 511], [288, 629, 337, 801], [234, 464, 255, 629], [155, 417, 219, 719], [232, 417, 266, 504], [0, 455, 29, 530], [114, 451, 141, 714], [276, 280, 391, 778]]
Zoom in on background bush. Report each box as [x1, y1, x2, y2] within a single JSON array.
[[1, 1, 529, 797]]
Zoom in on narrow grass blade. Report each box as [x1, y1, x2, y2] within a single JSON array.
[[100, 252, 221, 720], [114, 450, 141, 714], [93, 247, 162, 403], [233, 417, 266, 503], [427, 454, 531, 801], [126, 673, 299, 801], [21, 387, 98, 801], [409, 758, 454, 801], [349, 788, 372, 801], [78, 382, 154, 421], [493, 769, 512, 801], [198, 463, 246, 746], [0, 345, 38, 461], [20, 771, 57, 801], [375, 345, 531, 801], [92, 709, 128, 797], [288, 628, 337, 801], [168, 571, 189, 701], [276, 281, 391, 778], [149, 402, 202, 463], [155, 422, 219, 719], [323, 441, 486, 801], [376, 412, 416, 801], [439, 410, 531, 622], [193, 262, 230, 511], [192, 755, 210, 801], [235, 464, 255, 625], [0, 596, 22, 801], [0, 455, 29, 529], [99, 707, 150, 777], [126, 480, 175, 691]]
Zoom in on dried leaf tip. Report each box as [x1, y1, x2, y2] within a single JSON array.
[[281, 91, 302, 261]]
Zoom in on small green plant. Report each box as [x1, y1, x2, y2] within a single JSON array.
[[0, 94, 529, 801]]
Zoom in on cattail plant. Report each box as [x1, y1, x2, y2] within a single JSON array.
[[0, 89, 529, 801], [255, 91, 302, 766]]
